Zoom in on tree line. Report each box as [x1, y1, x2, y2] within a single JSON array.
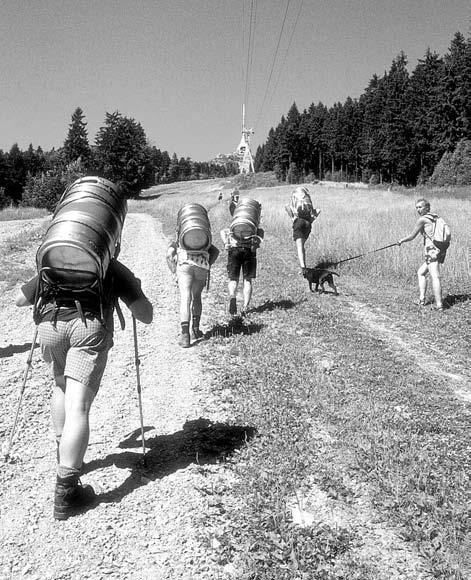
[[254, 31, 471, 186], [0, 109, 238, 210]]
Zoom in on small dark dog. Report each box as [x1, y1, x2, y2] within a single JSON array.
[[303, 262, 339, 295]]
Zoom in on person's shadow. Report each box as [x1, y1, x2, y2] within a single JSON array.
[[444, 293, 471, 308], [249, 299, 297, 314], [84, 418, 256, 504], [205, 317, 264, 338], [0, 342, 36, 359]]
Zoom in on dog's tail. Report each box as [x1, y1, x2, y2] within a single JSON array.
[[320, 269, 340, 277]]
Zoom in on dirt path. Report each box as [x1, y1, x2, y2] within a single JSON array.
[[0, 213, 233, 580]]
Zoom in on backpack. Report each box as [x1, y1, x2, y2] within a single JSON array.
[[291, 187, 314, 221], [424, 214, 451, 249], [34, 176, 126, 327]]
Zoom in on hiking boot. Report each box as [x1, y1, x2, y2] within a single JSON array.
[[192, 328, 204, 340], [229, 298, 237, 315], [53, 475, 96, 521], [179, 332, 191, 348]]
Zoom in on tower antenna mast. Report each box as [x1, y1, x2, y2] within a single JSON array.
[[235, 104, 255, 174]]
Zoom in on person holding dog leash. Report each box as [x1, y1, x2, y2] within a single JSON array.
[[397, 198, 450, 311], [285, 186, 320, 273]]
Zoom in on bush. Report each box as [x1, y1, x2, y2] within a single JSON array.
[[22, 162, 85, 211], [429, 139, 471, 186], [230, 171, 281, 190]]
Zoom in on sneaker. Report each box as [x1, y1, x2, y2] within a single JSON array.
[[229, 298, 237, 315], [179, 333, 191, 348], [53, 476, 96, 521], [418, 299, 426, 306], [192, 328, 204, 340]]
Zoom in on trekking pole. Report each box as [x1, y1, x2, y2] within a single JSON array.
[[3, 326, 39, 462], [132, 316, 147, 467], [333, 242, 399, 266]]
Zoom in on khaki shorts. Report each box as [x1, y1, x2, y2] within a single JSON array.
[[176, 263, 208, 286], [38, 318, 113, 393]]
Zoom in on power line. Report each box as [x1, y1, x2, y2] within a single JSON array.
[[261, 0, 304, 127], [255, 0, 292, 128], [243, 0, 257, 116]]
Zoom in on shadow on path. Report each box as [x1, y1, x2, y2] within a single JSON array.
[[249, 299, 297, 314], [84, 418, 256, 505], [205, 318, 264, 338], [445, 293, 471, 308], [0, 342, 36, 358]]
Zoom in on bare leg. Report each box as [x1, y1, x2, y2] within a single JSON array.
[[243, 278, 253, 311], [51, 376, 66, 439], [178, 281, 192, 323], [417, 262, 428, 303], [295, 238, 306, 269], [58, 377, 96, 469], [228, 279, 238, 299], [427, 261, 443, 308]]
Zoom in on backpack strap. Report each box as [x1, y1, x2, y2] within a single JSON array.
[[422, 214, 438, 243]]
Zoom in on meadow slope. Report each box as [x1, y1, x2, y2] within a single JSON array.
[[0, 179, 469, 580]]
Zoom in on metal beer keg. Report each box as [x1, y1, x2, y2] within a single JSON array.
[[230, 197, 261, 242], [177, 203, 211, 251], [36, 176, 127, 283]]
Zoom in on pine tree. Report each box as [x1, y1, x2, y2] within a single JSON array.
[[95, 111, 153, 196], [63, 107, 91, 165]]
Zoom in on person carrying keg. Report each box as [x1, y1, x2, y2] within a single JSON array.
[[166, 203, 219, 348], [15, 176, 153, 521], [220, 197, 264, 317]]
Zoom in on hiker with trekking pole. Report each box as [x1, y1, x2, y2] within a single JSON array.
[[13, 176, 153, 521], [166, 202, 219, 348], [397, 198, 451, 311]]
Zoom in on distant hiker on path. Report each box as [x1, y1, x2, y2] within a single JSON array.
[[397, 198, 451, 311], [221, 197, 264, 317], [166, 202, 219, 348], [229, 189, 240, 216], [16, 255, 153, 521], [285, 186, 320, 273]]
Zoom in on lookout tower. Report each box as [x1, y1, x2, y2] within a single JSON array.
[[235, 105, 255, 174]]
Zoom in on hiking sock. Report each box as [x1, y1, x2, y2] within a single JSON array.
[[54, 464, 95, 521], [192, 315, 203, 338], [57, 464, 81, 480], [180, 322, 191, 348]]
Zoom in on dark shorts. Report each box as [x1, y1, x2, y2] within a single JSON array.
[[227, 247, 257, 280], [425, 242, 448, 265], [292, 218, 312, 241]]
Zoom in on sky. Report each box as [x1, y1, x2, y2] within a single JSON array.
[[1, 0, 470, 161]]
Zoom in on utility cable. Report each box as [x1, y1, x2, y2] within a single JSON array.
[[255, 0, 292, 127], [258, 0, 304, 128]]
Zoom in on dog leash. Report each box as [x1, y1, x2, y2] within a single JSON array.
[[333, 242, 399, 266]]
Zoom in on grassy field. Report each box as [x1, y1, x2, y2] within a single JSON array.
[[134, 181, 470, 579]]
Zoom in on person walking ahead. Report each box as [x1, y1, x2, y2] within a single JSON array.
[[220, 221, 264, 317], [397, 198, 450, 311], [285, 186, 320, 273], [16, 259, 153, 520], [166, 239, 219, 348]]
